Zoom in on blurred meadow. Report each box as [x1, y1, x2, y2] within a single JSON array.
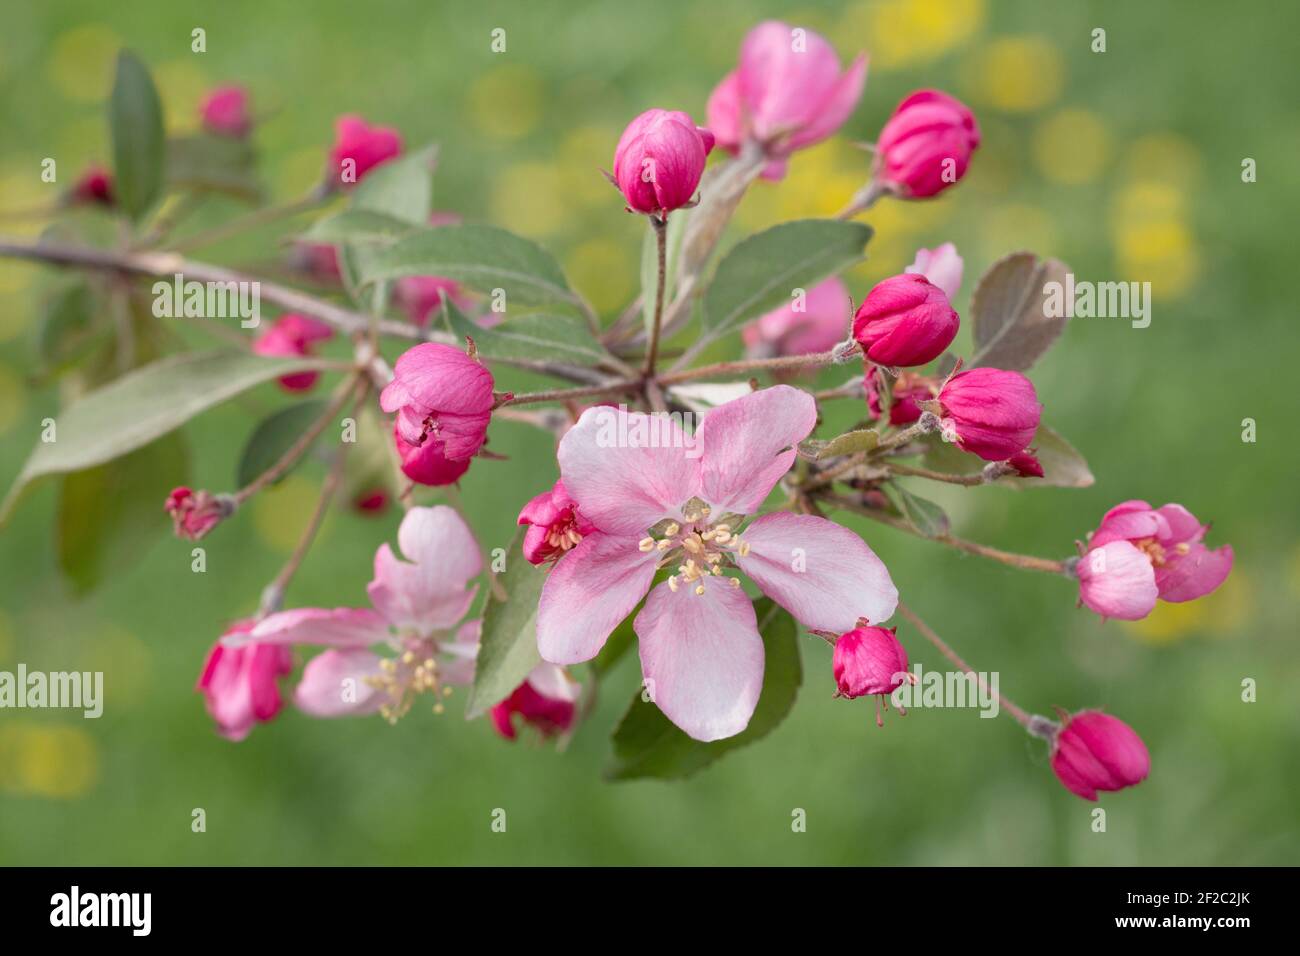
[[0, 0, 1297, 864]]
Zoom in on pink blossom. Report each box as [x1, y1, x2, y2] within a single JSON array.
[[490, 662, 581, 741], [613, 109, 714, 216], [394, 423, 471, 487], [742, 276, 850, 357], [395, 276, 465, 328], [536, 386, 898, 742], [329, 114, 402, 186], [197, 621, 293, 741], [165, 486, 233, 540], [518, 479, 595, 565], [1077, 501, 1233, 619], [200, 85, 252, 138], [832, 626, 911, 726], [225, 506, 483, 723], [707, 21, 867, 180], [865, 370, 933, 426], [251, 313, 335, 392], [380, 343, 495, 463], [853, 273, 960, 367], [875, 90, 980, 199], [353, 488, 389, 514], [904, 242, 963, 301], [936, 366, 1041, 461], [1050, 710, 1150, 801], [70, 166, 113, 207]]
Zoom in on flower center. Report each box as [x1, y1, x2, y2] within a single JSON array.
[[365, 637, 454, 724], [636, 497, 749, 596]]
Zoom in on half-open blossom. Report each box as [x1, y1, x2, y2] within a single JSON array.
[[537, 386, 898, 742], [904, 242, 963, 301], [165, 486, 233, 540], [197, 621, 293, 741], [330, 114, 402, 186], [69, 166, 113, 207], [742, 276, 850, 357], [832, 625, 911, 727], [490, 662, 581, 741], [866, 369, 934, 426], [200, 85, 252, 137], [1050, 710, 1150, 800], [226, 506, 482, 723], [875, 90, 980, 199], [936, 367, 1041, 461], [251, 313, 335, 392], [518, 479, 594, 565], [394, 422, 471, 487], [853, 273, 960, 367], [380, 343, 494, 463], [707, 20, 867, 180], [1076, 501, 1233, 620], [613, 109, 715, 216]]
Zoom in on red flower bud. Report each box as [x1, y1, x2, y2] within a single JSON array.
[[876, 89, 980, 199], [613, 109, 714, 216], [489, 664, 580, 741], [165, 487, 234, 540], [853, 273, 959, 367], [70, 166, 114, 207], [1050, 710, 1150, 801], [200, 85, 252, 138], [832, 625, 909, 724], [329, 114, 402, 186], [251, 314, 335, 392], [937, 367, 1041, 461]]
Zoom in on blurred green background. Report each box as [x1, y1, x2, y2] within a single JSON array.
[[1, 0, 1297, 865]]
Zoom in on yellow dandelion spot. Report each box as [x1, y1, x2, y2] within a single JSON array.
[[153, 59, 210, 133], [490, 162, 565, 238], [564, 239, 634, 316], [1115, 220, 1198, 298], [1032, 109, 1112, 185], [1126, 573, 1251, 644], [980, 203, 1059, 261], [468, 65, 542, 141], [48, 25, 120, 103], [849, 0, 985, 71], [1109, 180, 1188, 232], [0, 722, 99, 799], [558, 125, 623, 208], [967, 37, 1063, 113], [78, 625, 152, 707], [1122, 133, 1203, 189], [252, 474, 328, 553]]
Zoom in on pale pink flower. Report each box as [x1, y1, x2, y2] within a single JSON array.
[[904, 242, 963, 301], [708, 20, 867, 180], [490, 662, 581, 741], [225, 506, 483, 723], [537, 386, 897, 742], [742, 276, 850, 357], [197, 621, 293, 741], [396, 276, 465, 328]]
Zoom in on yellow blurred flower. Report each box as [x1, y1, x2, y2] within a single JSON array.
[[468, 65, 543, 141], [47, 25, 119, 103], [0, 722, 99, 799], [565, 239, 635, 316], [153, 59, 210, 133], [1126, 572, 1251, 644], [966, 37, 1063, 113], [1122, 133, 1203, 190], [844, 0, 985, 71], [1109, 179, 1199, 299], [1033, 109, 1112, 185], [490, 163, 566, 238], [79, 625, 153, 708], [980, 202, 1058, 261], [557, 125, 622, 210]]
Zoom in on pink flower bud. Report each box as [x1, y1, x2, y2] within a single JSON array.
[[490, 663, 580, 741], [1050, 710, 1150, 801], [1076, 540, 1159, 620], [937, 367, 1041, 461], [866, 370, 933, 426], [853, 273, 960, 367], [832, 626, 908, 699], [165, 486, 234, 540], [904, 242, 963, 301], [707, 21, 866, 178], [517, 479, 595, 565], [742, 276, 850, 357], [70, 166, 114, 207], [197, 621, 294, 741], [396, 276, 464, 328], [613, 109, 714, 216], [329, 114, 402, 186], [393, 422, 471, 487], [200, 85, 252, 138], [380, 343, 494, 464], [1007, 449, 1043, 478], [876, 90, 980, 199], [353, 488, 389, 514], [251, 313, 335, 392]]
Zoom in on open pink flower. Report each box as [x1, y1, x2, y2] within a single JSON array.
[[904, 242, 963, 301], [742, 276, 850, 358], [490, 662, 581, 741], [537, 386, 898, 742], [1077, 500, 1232, 620], [708, 20, 867, 180], [197, 621, 293, 741], [380, 343, 494, 462], [329, 114, 402, 186], [225, 506, 483, 723], [252, 313, 335, 392], [518, 479, 595, 565]]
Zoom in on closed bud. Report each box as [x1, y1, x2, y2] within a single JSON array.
[[876, 89, 980, 199], [1050, 710, 1150, 801], [612, 109, 714, 216], [937, 367, 1041, 461], [853, 273, 959, 367]]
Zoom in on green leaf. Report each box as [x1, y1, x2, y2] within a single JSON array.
[[109, 50, 165, 221], [590, 616, 636, 677], [1, 350, 332, 523], [57, 431, 189, 594], [166, 133, 260, 202], [465, 531, 548, 718], [1008, 424, 1094, 489], [888, 484, 951, 538], [305, 209, 418, 245], [702, 219, 872, 337], [802, 428, 879, 461], [604, 598, 802, 781], [350, 144, 438, 224], [33, 280, 107, 377], [439, 299, 608, 366], [364, 224, 579, 309], [236, 400, 327, 488], [970, 251, 1070, 372]]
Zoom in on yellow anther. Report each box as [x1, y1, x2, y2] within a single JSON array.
[[682, 536, 702, 554], [668, 575, 679, 592], [737, 539, 751, 557], [664, 522, 680, 536], [729, 577, 741, 588], [639, 537, 655, 552], [711, 565, 722, 575], [657, 539, 671, 551], [694, 584, 706, 596]]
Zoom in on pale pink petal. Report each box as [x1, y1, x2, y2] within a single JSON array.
[[705, 69, 744, 151], [786, 53, 868, 151], [696, 385, 817, 515], [1156, 544, 1233, 603], [739, 21, 843, 143], [634, 576, 763, 742], [235, 607, 389, 648], [905, 242, 963, 301], [366, 506, 481, 632], [737, 512, 898, 631], [1077, 542, 1159, 620], [1153, 503, 1207, 546], [557, 405, 701, 536], [537, 532, 657, 664], [294, 649, 387, 717], [440, 619, 481, 685], [525, 661, 581, 703]]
